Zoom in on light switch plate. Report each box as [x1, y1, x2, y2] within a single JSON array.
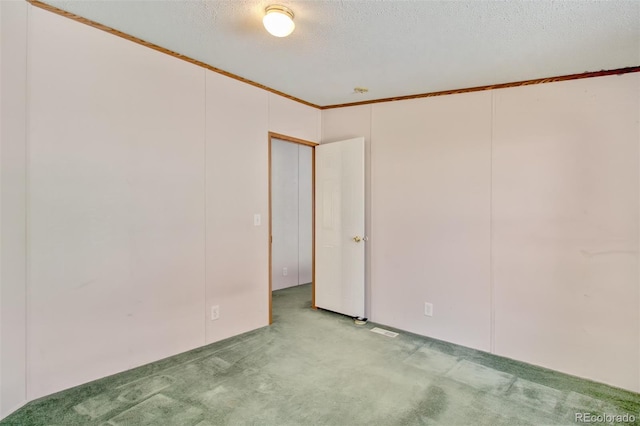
[[211, 305, 220, 320]]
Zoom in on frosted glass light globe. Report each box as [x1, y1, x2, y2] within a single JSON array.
[[263, 6, 295, 37]]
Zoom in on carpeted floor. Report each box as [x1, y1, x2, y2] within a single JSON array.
[[2, 284, 639, 425]]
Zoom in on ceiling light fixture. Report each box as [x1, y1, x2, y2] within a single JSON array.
[[263, 5, 295, 37]]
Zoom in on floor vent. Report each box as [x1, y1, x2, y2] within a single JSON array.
[[370, 327, 399, 338]]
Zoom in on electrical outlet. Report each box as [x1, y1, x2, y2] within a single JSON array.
[[211, 305, 220, 320], [254, 214, 261, 226], [424, 302, 433, 317], [283, 267, 288, 276]]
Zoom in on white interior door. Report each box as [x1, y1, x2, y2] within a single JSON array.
[[315, 137, 365, 318]]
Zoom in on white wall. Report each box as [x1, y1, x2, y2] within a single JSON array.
[[2, 0, 636, 414], [28, 6, 207, 399], [0, 4, 320, 415], [491, 76, 639, 391], [371, 93, 493, 352], [205, 70, 269, 343], [298, 145, 313, 284], [269, 95, 321, 144], [1, 2, 3, 409], [322, 74, 640, 392], [1, 1, 3, 412], [271, 139, 313, 291], [272, 140, 300, 290], [0, 0, 28, 418]]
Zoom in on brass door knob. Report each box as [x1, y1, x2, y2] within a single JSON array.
[[353, 236, 362, 243]]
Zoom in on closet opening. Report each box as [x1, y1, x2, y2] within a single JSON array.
[[268, 132, 318, 324]]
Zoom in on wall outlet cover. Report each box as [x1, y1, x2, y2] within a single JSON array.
[[424, 302, 433, 317]]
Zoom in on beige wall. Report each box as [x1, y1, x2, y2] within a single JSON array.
[[0, 4, 319, 414], [0, 0, 28, 418], [322, 74, 640, 392]]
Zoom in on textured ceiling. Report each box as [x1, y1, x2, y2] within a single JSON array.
[[41, 0, 640, 107]]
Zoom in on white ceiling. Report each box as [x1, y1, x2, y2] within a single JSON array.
[[41, 0, 640, 107]]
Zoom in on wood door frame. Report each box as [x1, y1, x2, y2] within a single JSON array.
[[268, 132, 319, 324]]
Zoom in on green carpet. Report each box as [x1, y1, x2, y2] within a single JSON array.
[[2, 284, 639, 425]]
